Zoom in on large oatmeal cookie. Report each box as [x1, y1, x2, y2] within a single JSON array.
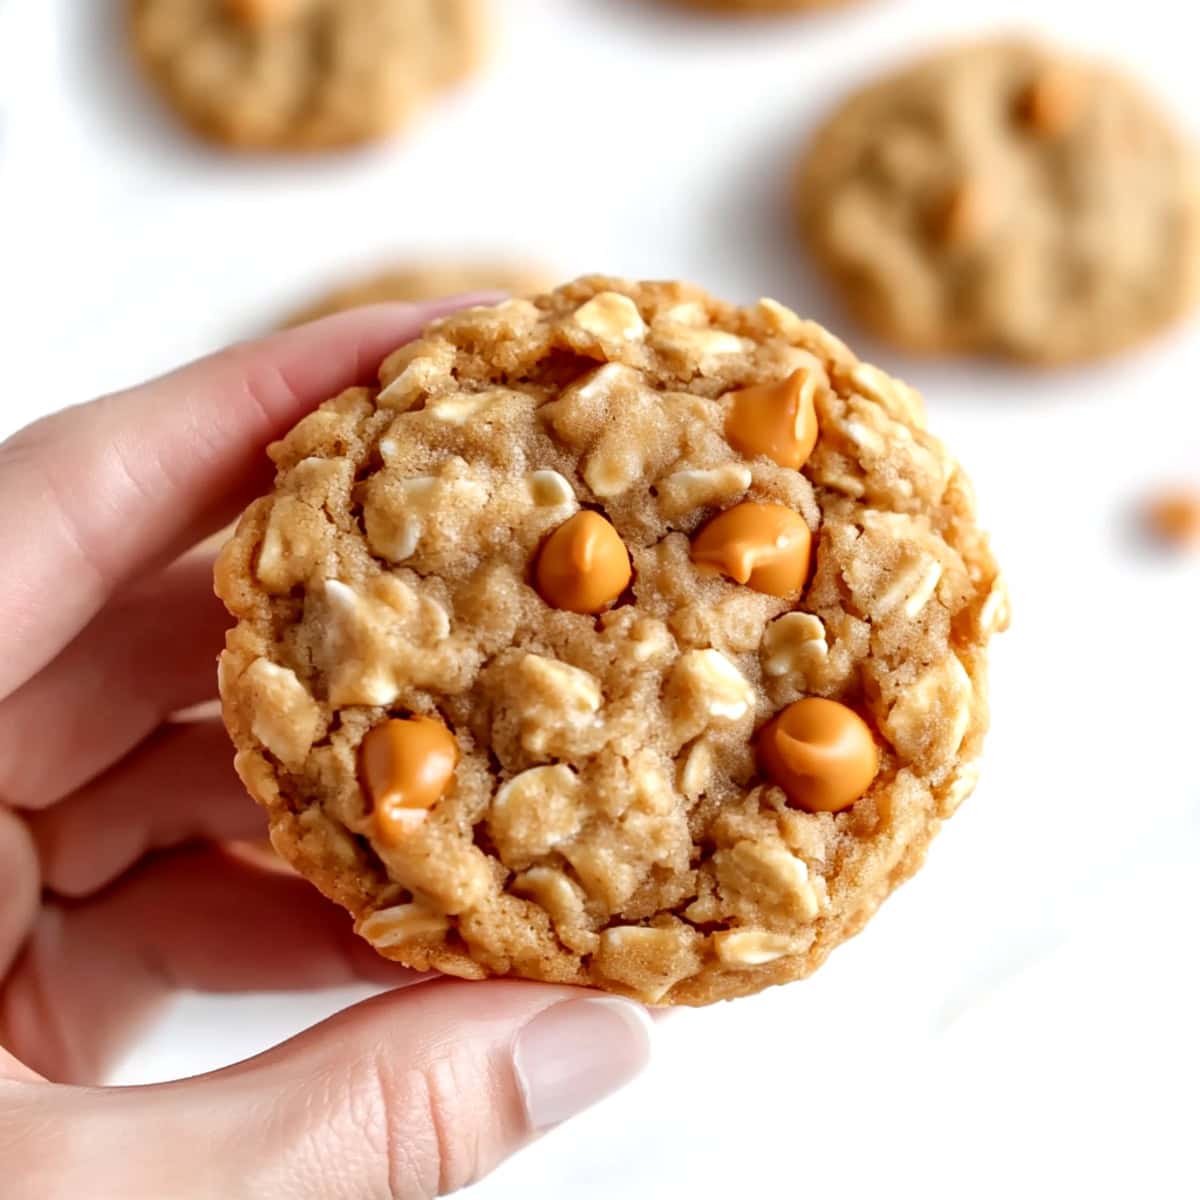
[[129, 0, 484, 150], [798, 38, 1200, 364], [216, 277, 1007, 1005]]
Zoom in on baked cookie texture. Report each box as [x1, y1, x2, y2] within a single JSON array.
[[285, 263, 551, 326], [664, 0, 854, 11], [799, 38, 1200, 364], [216, 277, 1008, 1005], [129, 0, 484, 150]]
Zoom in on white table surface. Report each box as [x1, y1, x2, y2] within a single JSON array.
[[2, 1, 1198, 1196]]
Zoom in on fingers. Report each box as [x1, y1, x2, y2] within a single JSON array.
[[1, 849, 425, 1083], [0, 809, 38, 980], [9, 982, 653, 1199], [0, 557, 229, 809], [0, 299, 476, 704], [28, 721, 265, 896]]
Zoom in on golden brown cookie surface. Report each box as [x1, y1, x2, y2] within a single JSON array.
[[799, 39, 1200, 364], [663, 0, 856, 12], [285, 263, 550, 325], [216, 277, 1006, 1005], [129, 0, 484, 150]]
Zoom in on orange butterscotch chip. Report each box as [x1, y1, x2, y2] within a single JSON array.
[[361, 717, 459, 843], [1144, 488, 1200, 549], [758, 698, 878, 814], [535, 510, 632, 613], [690, 502, 812, 598], [1017, 66, 1083, 138], [225, 0, 295, 24], [724, 370, 820, 471]]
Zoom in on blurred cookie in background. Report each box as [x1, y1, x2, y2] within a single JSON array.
[[284, 261, 551, 325], [662, 0, 857, 11], [128, 0, 486, 151], [797, 38, 1200, 365]]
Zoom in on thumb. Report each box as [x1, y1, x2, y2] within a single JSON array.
[[10, 981, 653, 1199]]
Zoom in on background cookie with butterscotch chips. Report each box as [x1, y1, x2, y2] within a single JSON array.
[[216, 276, 1007, 1006], [284, 262, 552, 326], [797, 38, 1200, 364], [129, 0, 485, 150]]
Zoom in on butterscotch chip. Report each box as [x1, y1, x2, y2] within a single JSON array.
[[690, 502, 813, 597], [216, 276, 1005, 1005], [535, 511, 632, 614], [361, 716, 459, 843], [798, 38, 1200, 364], [128, 0, 486, 151], [285, 263, 551, 326], [1143, 488, 1200, 549], [724, 369, 820, 470], [757, 698, 878, 813]]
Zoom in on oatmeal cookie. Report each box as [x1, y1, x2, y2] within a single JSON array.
[[129, 0, 484, 150], [798, 38, 1200, 364], [216, 277, 1007, 1005], [663, 0, 855, 12], [285, 262, 550, 326]]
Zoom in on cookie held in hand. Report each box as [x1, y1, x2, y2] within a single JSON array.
[[216, 277, 1007, 1005]]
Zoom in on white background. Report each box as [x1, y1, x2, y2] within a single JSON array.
[[2, 1, 1198, 1196]]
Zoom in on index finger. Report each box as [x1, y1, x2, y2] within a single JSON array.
[[0, 297, 486, 704]]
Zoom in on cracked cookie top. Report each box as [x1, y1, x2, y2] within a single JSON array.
[[216, 277, 1007, 1005]]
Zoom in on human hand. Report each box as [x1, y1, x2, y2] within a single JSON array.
[[0, 301, 653, 1199]]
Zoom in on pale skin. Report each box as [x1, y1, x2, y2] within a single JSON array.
[[0, 300, 652, 1199]]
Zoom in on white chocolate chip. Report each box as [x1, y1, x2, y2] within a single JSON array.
[[712, 930, 800, 966], [844, 420, 886, 453], [715, 839, 825, 923], [761, 612, 829, 677], [583, 443, 644, 497], [672, 649, 756, 722], [629, 617, 674, 663], [884, 654, 973, 765], [572, 292, 647, 342], [426, 391, 499, 424], [941, 758, 981, 816], [525, 469, 577, 509], [511, 867, 597, 954], [755, 296, 805, 337], [365, 474, 487, 563], [661, 301, 708, 325], [519, 655, 602, 714], [242, 658, 320, 770], [850, 361, 926, 426], [357, 902, 449, 948], [323, 580, 401, 706], [321, 576, 451, 706], [573, 361, 640, 402], [593, 925, 702, 1003], [679, 739, 714, 798], [657, 464, 752, 516], [656, 324, 747, 372], [875, 556, 943, 620], [490, 765, 584, 863], [979, 576, 1011, 634], [377, 344, 457, 412]]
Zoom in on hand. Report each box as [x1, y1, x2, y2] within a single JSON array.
[[0, 301, 653, 1199]]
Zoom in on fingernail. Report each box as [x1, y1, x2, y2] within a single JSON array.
[[513, 997, 653, 1130]]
